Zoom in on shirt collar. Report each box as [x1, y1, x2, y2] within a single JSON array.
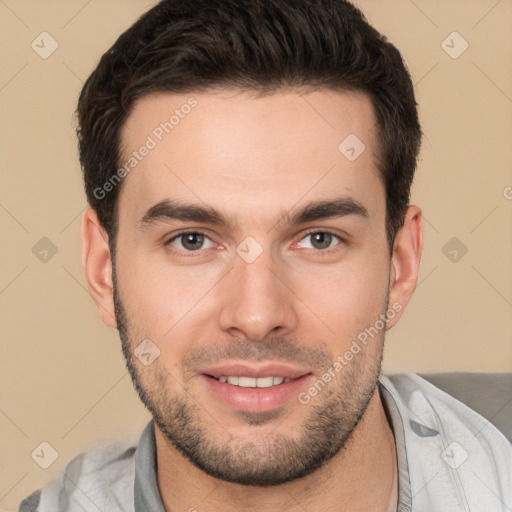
[[378, 379, 413, 512], [134, 420, 166, 512]]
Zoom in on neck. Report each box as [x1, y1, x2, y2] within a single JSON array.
[[155, 387, 398, 512]]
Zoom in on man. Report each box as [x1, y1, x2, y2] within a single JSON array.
[[19, 0, 511, 511]]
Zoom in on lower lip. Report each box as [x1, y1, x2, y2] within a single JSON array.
[[199, 374, 312, 413]]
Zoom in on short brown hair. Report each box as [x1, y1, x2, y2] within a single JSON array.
[[77, 0, 421, 250]]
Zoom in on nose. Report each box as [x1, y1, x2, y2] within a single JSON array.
[[217, 248, 299, 341]]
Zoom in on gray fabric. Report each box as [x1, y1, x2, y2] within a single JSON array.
[[381, 372, 512, 510], [17, 372, 512, 511], [378, 382, 412, 512], [19, 440, 136, 511], [134, 421, 166, 512], [420, 372, 512, 442], [132, 387, 413, 511], [18, 489, 41, 512]]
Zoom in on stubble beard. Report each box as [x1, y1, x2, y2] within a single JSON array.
[[112, 266, 386, 486]]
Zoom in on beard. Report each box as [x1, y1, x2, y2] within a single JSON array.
[[112, 266, 386, 487]]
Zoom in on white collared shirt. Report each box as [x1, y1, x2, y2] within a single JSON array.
[[20, 372, 512, 512]]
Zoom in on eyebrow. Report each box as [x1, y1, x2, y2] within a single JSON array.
[[138, 197, 369, 230]]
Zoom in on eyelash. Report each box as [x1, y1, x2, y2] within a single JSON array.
[[164, 229, 345, 257]]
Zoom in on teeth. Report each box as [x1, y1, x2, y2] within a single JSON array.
[[257, 377, 274, 388], [216, 376, 290, 388], [239, 376, 257, 387]]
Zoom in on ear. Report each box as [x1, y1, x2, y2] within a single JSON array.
[[386, 205, 423, 330], [81, 208, 117, 328]]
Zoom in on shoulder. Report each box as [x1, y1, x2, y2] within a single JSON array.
[[18, 489, 41, 512], [418, 371, 512, 441], [380, 371, 512, 448], [380, 372, 512, 510], [18, 439, 137, 512]]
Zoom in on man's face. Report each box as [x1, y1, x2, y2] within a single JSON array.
[[113, 89, 394, 485]]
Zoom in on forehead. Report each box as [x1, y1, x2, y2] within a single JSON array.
[[117, 88, 384, 228]]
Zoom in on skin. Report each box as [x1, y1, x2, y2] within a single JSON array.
[[81, 88, 422, 511]]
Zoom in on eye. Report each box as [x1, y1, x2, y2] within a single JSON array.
[[297, 231, 342, 250], [166, 231, 215, 252]]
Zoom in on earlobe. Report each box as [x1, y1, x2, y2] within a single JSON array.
[[81, 208, 117, 328], [386, 205, 423, 330]]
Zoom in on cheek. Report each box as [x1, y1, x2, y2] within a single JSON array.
[[115, 226, 390, 355], [115, 246, 224, 344], [289, 251, 389, 338]]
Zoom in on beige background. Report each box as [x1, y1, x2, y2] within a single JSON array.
[[1, 0, 511, 509]]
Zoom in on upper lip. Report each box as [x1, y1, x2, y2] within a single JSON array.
[[199, 362, 311, 380]]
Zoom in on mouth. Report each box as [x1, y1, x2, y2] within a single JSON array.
[[207, 375, 291, 387], [197, 363, 313, 414]]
